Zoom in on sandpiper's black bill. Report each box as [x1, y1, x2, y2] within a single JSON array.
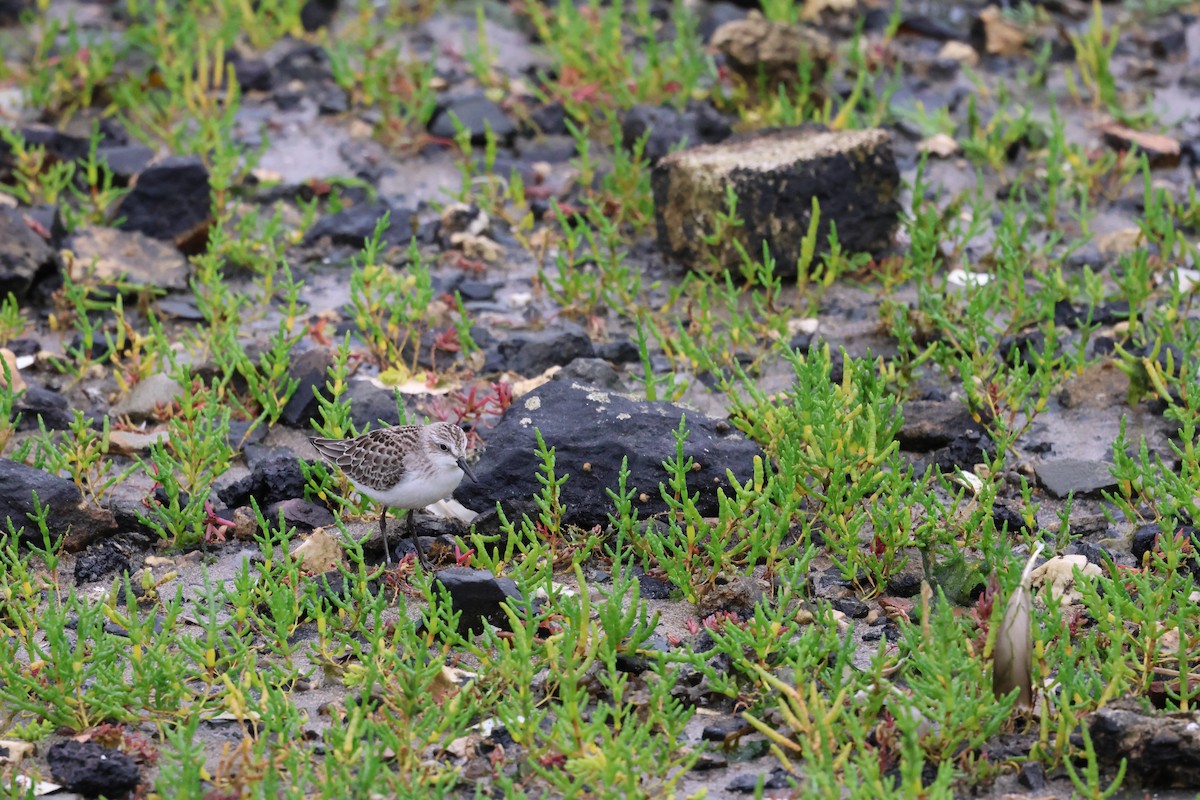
[[457, 458, 478, 483]]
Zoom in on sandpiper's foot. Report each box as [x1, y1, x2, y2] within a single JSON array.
[[406, 509, 434, 570], [414, 546, 433, 570]]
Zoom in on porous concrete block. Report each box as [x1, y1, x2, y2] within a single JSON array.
[[651, 127, 900, 276]]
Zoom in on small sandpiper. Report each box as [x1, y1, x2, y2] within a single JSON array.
[[310, 422, 478, 568]]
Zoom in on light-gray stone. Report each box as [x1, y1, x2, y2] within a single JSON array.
[[110, 372, 184, 421], [1035, 459, 1118, 499], [64, 226, 190, 291]]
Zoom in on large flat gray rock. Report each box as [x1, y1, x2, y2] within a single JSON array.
[[1035, 459, 1118, 499]]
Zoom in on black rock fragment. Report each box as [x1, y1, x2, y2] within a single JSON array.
[[429, 94, 516, 145], [345, 380, 404, 430], [279, 347, 335, 428], [435, 567, 523, 634], [74, 543, 132, 584], [115, 156, 212, 250], [16, 382, 72, 431], [0, 207, 58, 300], [219, 454, 310, 509], [498, 324, 596, 377], [301, 0, 338, 31], [0, 460, 117, 550], [47, 740, 140, 797], [727, 767, 796, 793], [621, 102, 733, 164], [265, 499, 335, 532], [303, 200, 416, 249]]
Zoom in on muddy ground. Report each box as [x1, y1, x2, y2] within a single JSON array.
[[3, 0, 1200, 797]]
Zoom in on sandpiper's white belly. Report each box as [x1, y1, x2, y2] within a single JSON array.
[[351, 465, 465, 510]]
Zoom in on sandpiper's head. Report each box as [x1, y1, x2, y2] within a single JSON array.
[[424, 422, 478, 482]]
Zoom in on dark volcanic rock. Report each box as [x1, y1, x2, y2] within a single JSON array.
[[265, 498, 335, 532], [230, 53, 273, 92], [885, 559, 925, 597], [1131, 523, 1160, 564], [280, 347, 334, 428], [303, 200, 415, 248], [429, 94, 516, 145], [155, 298, 206, 321], [313, 84, 350, 115], [456, 278, 496, 301], [23, 203, 67, 246], [993, 500, 1034, 536], [270, 39, 334, 84], [653, 127, 900, 276], [0, 0, 32, 25], [614, 631, 670, 674], [5, 337, 38, 358], [1, 125, 93, 166], [219, 455, 310, 509], [47, 740, 140, 796], [227, 419, 268, 453], [621, 102, 734, 163], [915, 426, 995, 473], [727, 767, 795, 793], [453, 379, 765, 529], [115, 156, 213, 249], [896, 14, 966, 40], [636, 570, 676, 600], [499, 324, 596, 377], [1089, 702, 1200, 787], [701, 715, 747, 742], [528, 102, 569, 136], [594, 337, 640, 364], [301, 0, 338, 30], [829, 595, 869, 618], [699, 2, 748, 42], [74, 542, 132, 584], [16, 383, 72, 431], [1068, 540, 1114, 568], [0, 207, 58, 299], [435, 567, 522, 634], [555, 357, 623, 390], [897, 400, 986, 450], [0, 460, 117, 550], [346, 379, 404, 429], [310, 568, 380, 606], [1018, 761, 1045, 791], [1132, 524, 1200, 575]]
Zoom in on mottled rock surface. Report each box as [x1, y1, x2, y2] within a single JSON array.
[[652, 127, 900, 276]]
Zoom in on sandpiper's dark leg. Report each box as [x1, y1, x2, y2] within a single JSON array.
[[379, 507, 391, 565], [407, 509, 431, 569]]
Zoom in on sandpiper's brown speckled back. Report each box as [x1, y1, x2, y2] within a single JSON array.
[[309, 423, 468, 492]]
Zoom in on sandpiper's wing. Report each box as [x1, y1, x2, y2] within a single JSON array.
[[310, 426, 418, 491]]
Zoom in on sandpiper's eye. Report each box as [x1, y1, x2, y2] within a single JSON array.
[[439, 443, 449, 451]]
